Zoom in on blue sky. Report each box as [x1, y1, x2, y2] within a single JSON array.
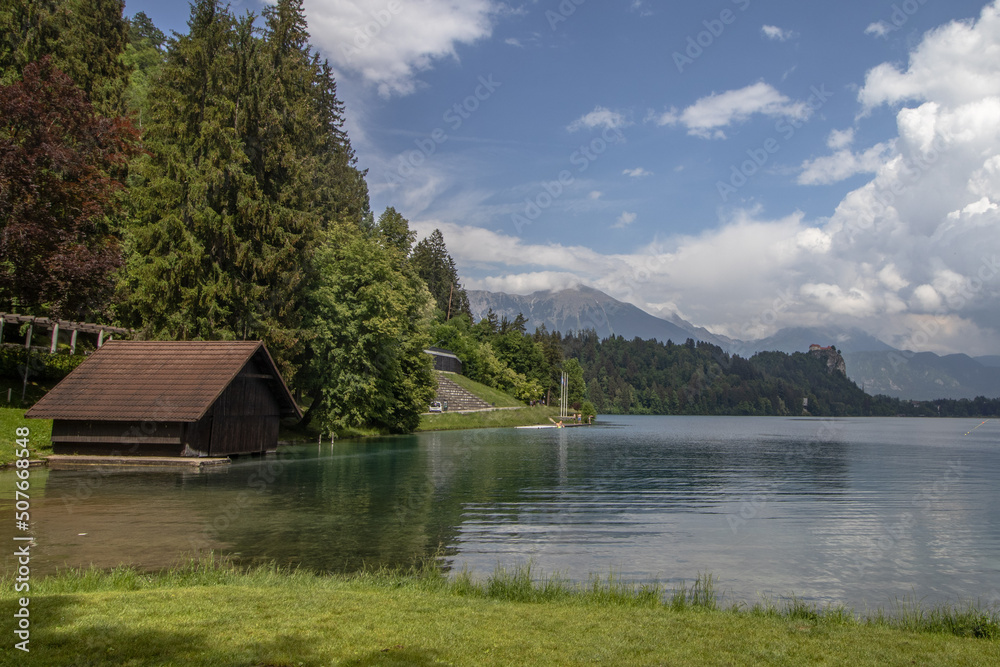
[[126, 0, 1000, 354]]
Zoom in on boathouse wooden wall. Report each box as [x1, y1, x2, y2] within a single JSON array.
[[51, 421, 186, 457], [204, 359, 280, 456]]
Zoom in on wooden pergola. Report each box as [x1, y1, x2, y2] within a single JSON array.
[[0, 313, 131, 354]]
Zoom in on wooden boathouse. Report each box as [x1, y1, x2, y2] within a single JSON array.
[[26, 340, 301, 457]]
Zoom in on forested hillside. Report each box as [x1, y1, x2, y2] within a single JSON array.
[[559, 332, 1000, 418]]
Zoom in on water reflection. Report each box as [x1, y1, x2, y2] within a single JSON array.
[[2, 416, 998, 610]]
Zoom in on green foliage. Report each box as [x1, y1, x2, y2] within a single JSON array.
[[0, 407, 52, 463], [120, 11, 165, 121], [563, 357, 586, 407], [428, 314, 548, 403], [299, 219, 435, 434], [562, 333, 902, 417], [0, 57, 140, 319], [119, 0, 368, 379], [411, 229, 471, 319], [0, 0, 130, 115]]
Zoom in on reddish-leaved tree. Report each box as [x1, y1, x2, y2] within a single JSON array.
[[0, 57, 139, 319]]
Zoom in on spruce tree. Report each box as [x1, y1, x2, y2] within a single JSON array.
[[0, 0, 129, 115], [410, 229, 471, 319]]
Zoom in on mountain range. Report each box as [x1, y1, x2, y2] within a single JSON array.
[[467, 286, 1000, 401]]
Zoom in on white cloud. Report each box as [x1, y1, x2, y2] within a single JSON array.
[[471, 271, 584, 294], [306, 0, 499, 97], [658, 82, 812, 139], [622, 167, 652, 178], [864, 21, 892, 38], [505, 37, 523, 47], [827, 128, 855, 150], [613, 211, 637, 229], [858, 1, 1000, 111], [407, 2, 1000, 354], [589, 190, 603, 200], [798, 142, 894, 185], [568, 106, 629, 132], [761, 25, 796, 41]]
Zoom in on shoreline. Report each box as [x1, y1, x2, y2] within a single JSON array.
[[3, 560, 996, 665]]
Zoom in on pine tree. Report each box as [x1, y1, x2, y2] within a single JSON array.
[[410, 229, 471, 319]]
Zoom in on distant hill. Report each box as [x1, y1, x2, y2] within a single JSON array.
[[845, 351, 1000, 400], [733, 325, 895, 355], [467, 286, 731, 348], [977, 355, 1000, 368], [467, 286, 1000, 400]]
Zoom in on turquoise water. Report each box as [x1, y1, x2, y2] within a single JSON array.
[[3, 416, 999, 609]]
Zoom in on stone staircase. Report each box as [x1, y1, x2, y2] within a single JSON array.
[[432, 372, 493, 412]]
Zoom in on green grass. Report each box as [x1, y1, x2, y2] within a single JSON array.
[[418, 404, 561, 431], [438, 371, 525, 408], [0, 406, 51, 465], [2, 559, 997, 666]]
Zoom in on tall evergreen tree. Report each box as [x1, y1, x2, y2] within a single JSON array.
[[121, 0, 371, 378], [410, 229, 471, 319], [121, 11, 166, 122], [0, 0, 129, 115]]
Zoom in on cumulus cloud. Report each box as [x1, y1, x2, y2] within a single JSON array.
[[798, 142, 894, 185], [414, 2, 1000, 354], [623, 167, 652, 178], [656, 82, 812, 139], [858, 1, 1000, 111], [568, 106, 629, 132], [307, 0, 499, 97]]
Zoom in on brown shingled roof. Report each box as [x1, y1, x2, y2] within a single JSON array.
[[26, 340, 301, 422]]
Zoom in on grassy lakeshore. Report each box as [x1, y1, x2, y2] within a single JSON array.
[[1, 561, 997, 666], [417, 404, 561, 431], [0, 407, 51, 465]]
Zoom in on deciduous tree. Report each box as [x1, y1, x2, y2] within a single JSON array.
[[0, 58, 139, 318]]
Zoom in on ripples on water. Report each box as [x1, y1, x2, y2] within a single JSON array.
[[3, 416, 998, 610]]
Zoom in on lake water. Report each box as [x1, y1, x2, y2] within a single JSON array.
[[4, 416, 999, 610]]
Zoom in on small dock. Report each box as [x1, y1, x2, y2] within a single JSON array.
[[46, 455, 231, 471]]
